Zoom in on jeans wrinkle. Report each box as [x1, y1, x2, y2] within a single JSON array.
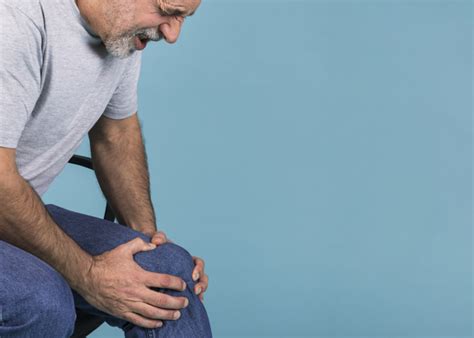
[[0, 204, 212, 338]]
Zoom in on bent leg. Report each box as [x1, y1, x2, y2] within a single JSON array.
[[0, 240, 76, 338], [45, 204, 212, 338]]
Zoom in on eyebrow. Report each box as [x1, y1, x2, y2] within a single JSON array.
[[159, 6, 195, 17]]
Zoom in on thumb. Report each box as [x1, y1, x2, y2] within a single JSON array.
[[123, 237, 156, 256], [151, 231, 167, 245]]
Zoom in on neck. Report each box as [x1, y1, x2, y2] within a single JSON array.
[[75, 0, 104, 38]]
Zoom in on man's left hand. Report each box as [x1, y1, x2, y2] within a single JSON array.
[[150, 231, 209, 301]]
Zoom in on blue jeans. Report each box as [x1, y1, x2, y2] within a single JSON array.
[[0, 204, 213, 338]]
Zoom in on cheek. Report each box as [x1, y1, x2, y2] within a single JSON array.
[[135, 13, 166, 29]]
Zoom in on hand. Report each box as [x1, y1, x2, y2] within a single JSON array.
[[81, 237, 189, 329], [149, 230, 209, 301], [191, 255, 208, 301], [150, 230, 173, 246]]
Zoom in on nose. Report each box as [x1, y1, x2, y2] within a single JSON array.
[[159, 18, 183, 44]]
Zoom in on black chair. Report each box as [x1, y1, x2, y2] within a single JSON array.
[[67, 154, 116, 337]]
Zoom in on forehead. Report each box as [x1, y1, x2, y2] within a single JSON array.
[[156, 0, 201, 16]]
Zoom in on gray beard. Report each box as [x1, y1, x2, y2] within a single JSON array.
[[103, 27, 162, 58]]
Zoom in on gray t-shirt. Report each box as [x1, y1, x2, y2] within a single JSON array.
[[0, 0, 142, 196]]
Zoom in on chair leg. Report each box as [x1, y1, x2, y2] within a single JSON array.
[[71, 308, 105, 338]]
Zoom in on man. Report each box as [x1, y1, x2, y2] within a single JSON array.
[[0, 0, 212, 336]]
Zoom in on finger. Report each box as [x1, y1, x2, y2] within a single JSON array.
[[143, 271, 187, 292], [194, 274, 209, 295], [157, 230, 168, 240], [151, 233, 167, 246], [201, 273, 209, 290], [151, 231, 175, 245], [142, 288, 189, 310], [156, 230, 168, 241], [121, 237, 156, 256], [122, 311, 163, 329], [192, 268, 200, 282], [199, 293, 204, 302], [192, 257, 205, 281], [192, 256, 205, 269], [129, 302, 183, 321]]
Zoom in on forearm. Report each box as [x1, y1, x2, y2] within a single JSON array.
[[89, 114, 156, 236], [0, 171, 93, 292]]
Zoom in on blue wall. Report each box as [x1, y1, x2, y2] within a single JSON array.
[[43, 0, 472, 337]]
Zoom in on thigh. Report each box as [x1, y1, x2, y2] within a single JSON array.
[[44, 203, 155, 323], [45, 204, 150, 256], [45, 204, 196, 280], [0, 240, 76, 337]]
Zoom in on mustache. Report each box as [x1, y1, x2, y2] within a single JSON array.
[[135, 29, 162, 42]]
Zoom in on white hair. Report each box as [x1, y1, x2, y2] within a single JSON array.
[[103, 27, 162, 58]]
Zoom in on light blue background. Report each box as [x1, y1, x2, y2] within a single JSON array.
[[43, 0, 473, 337]]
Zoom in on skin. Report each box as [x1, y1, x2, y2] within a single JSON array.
[[1, 0, 206, 330], [0, 146, 189, 329], [78, 0, 209, 315], [78, 0, 208, 308], [90, 114, 209, 303], [151, 231, 208, 301], [76, 0, 201, 57]]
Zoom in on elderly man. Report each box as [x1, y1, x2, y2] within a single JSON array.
[[0, 0, 212, 336]]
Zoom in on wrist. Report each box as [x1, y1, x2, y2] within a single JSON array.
[[67, 253, 95, 293]]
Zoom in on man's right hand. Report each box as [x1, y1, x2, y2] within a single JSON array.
[[81, 237, 189, 329]]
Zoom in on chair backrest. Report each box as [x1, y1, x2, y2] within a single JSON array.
[[68, 154, 116, 337], [68, 155, 116, 221]]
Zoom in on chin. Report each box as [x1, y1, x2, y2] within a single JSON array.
[[103, 37, 136, 59], [108, 48, 136, 59]]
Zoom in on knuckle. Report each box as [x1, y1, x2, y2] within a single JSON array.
[[155, 294, 167, 307], [129, 315, 156, 329], [159, 274, 172, 287], [132, 237, 143, 244], [161, 294, 185, 309], [122, 313, 136, 324], [139, 319, 155, 329], [167, 310, 179, 320], [145, 308, 163, 319], [163, 275, 183, 290], [171, 276, 184, 289]]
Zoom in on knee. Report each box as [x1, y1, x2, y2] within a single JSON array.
[[134, 242, 195, 283]]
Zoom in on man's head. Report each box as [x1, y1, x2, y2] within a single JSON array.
[[77, 0, 201, 58]]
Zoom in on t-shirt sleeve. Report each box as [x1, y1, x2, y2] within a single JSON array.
[[0, 4, 43, 148], [102, 52, 142, 119]]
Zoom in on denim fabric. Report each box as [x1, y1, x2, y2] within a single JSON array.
[[0, 239, 77, 337], [0, 204, 212, 338]]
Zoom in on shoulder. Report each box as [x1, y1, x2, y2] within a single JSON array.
[[0, 0, 45, 34]]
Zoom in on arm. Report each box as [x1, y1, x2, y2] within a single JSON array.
[[88, 114, 211, 301], [88, 112, 157, 236], [0, 146, 187, 328], [0, 147, 92, 291]]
